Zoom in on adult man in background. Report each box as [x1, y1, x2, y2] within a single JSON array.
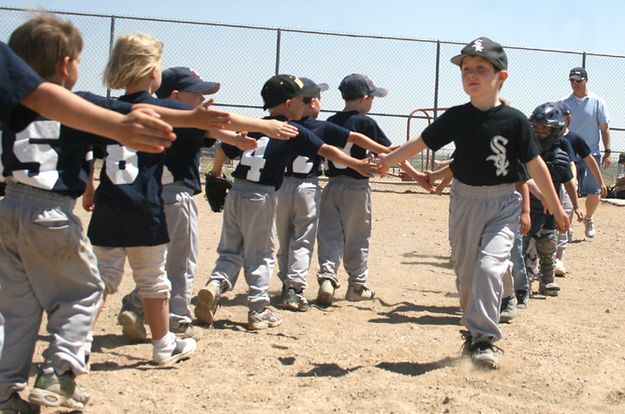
[[563, 67, 611, 238]]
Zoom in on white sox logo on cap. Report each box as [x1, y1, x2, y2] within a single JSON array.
[[472, 39, 484, 52]]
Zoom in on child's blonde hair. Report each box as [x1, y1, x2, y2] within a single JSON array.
[[104, 33, 163, 90], [9, 12, 83, 79]]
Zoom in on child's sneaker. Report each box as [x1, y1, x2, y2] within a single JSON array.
[[539, 281, 561, 296], [499, 295, 518, 323], [345, 285, 375, 302], [460, 330, 500, 370], [316, 279, 335, 307], [194, 280, 222, 326], [28, 367, 89, 410], [584, 216, 596, 238], [0, 392, 40, 414], [153, 337, 197, 367], [281, 286, 310, 312], [117, 309, 148, 341], [248, 308, 282, 330]]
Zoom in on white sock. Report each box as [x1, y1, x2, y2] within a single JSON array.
[[152, 331, 176, 352]]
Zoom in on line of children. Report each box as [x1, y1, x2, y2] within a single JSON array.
[[194, 74, 376, 330]]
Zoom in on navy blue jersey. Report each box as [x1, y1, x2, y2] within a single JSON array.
[[0, 42, 43, 132], [221, 115, 324, 189], [530, 147, 573, 218], [287, 116, 350, 178], [87, 91, 205, 247], [553, 136, 575, 164], [1, 92, 129, 198], [562, 130, 591, 162], [325, 111, 391, 179], [160, 100, 207, 194], [422, 103, 541, 186]]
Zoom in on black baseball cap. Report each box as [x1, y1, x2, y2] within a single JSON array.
[[299, 77, 329, 97], [155, 67, 220, 98], [450, 37, 508, 71], [569, 67, 588, 81], [261, 74, 304, 109], [338, 74, 388, 100]]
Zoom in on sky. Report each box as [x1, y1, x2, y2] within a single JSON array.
[[2, 0, 625, 56]]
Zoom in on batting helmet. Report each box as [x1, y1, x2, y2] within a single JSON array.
[[529, 102, 565, 152]]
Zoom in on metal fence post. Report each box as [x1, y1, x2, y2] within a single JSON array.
[[275, 28, 281, 76], [106, 16, 116, 99]]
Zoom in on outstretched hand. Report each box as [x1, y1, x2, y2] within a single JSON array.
[[118, 107, 176, 153], [233, 132, 258, 151], [197, 99, 232, 130], [262, 119, 299, 140]]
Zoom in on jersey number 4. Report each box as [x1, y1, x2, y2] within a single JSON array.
[[240, 136, 269, 182]]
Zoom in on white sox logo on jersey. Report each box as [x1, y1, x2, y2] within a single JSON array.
[[486, 135, 509, 176]]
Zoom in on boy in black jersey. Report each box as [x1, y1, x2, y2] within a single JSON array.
[[377, 37, 569, 369], [524, 102, 582, 297], [194, 74, 374, 330]]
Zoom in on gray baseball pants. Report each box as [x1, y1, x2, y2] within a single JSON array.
[[207, 179, 277, 313], [449, 180, 520, 342], [0, 182, 103, 400], [275, 176, 322, 291], [316, 176, 371, 289]]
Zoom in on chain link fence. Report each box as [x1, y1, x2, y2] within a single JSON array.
[[2, 7, 624, 191]]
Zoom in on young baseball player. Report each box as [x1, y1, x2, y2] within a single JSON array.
[[276, 77, 428, 311], [117, 67, 221, 342], [377, 37, 569, 369], [523, 102, 583, 297], [194, 74, 374, 330], [315, 73, 408, 306]]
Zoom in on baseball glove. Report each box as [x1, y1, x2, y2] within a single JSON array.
[[204, 172, 232, 212]]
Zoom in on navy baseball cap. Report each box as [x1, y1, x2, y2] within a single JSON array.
[[261, 74, 304, 109], [338, 74, 388, 100], [155, 67, 220, 98], [569, 67, 588, 81], [451, 37, 508, 71], [299, 77, 329, 97]]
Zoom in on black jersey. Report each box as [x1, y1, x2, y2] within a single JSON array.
[[286, 116, 350, 178], [87, 91, 205, 247], [325, 111, 391, 179], [0, 42, 43, 132], [422, 103, 541, 186], [222, 115, 324, 190], [1, 92, 130, 198]]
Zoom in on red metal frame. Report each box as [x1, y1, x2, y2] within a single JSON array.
[[406, 107, 448, 170]]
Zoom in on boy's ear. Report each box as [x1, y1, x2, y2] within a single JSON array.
[[58, 56, 71, 78], [498, 70, 509, 82]]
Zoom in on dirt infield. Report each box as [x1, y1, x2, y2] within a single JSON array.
[[31, 190, 625, 413]]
